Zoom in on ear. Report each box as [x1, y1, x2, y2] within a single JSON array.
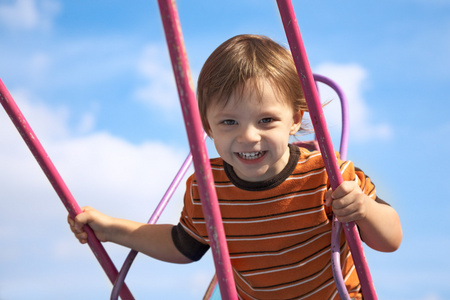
[[206, 125, 213, 139], [202, 119, 213, 138], [289, 110, 304, 135]]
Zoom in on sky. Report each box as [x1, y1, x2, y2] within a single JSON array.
[[0, 0, 449, 299]]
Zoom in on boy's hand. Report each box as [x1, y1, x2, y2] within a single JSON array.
[[324, 181, 371, 224], [67, 206, 114, 244]]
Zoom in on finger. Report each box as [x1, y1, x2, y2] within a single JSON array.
[[67, 215, 74, 227], [68, 216, 81, 235], [74, 211, 91, 230], [331, 181, 355, 200], [333, 199, 365, 223], [331, 197, 348, 211], [75, 231, 88, 240], [332, 205, 354, 223], [324, 189, 333, 207]]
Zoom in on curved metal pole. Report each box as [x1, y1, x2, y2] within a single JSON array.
[[157, 1, 238, 299], [313, 74, 349, 159], [0, 79, 135, 300], [276, 1, 377, 299]]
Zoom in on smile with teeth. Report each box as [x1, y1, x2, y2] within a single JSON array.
[[237, 151, 265, 160]]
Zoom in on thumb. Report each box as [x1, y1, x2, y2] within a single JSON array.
[[73, 206, 94, 231]]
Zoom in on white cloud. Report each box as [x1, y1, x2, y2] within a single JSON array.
[[3, 88, 70, 141], [0, 87, 199, 298], [0, 87, 188, 254], [189, 269, 215, 295], [134, 44, 181, 110], [76, 110, 96, 134], [0, 0, 61, 31], [0, 88, 188, 219], [314, 62, 393, 142]]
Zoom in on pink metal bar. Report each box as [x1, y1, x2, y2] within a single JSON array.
[[111, 144, 200, 299], [0, 79, 134, 300], [276, 1, 378, 299], [157, 1, 238, 299]]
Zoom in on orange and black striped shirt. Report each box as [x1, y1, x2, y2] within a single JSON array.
[[173, 144, 377, 299]]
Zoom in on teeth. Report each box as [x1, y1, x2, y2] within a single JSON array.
[[238, 151, 263, 160]]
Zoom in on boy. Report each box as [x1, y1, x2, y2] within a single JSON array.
[[69, 34, 402, 299]]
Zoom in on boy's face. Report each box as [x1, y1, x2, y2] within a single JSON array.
[[207, 80, 303, 182]]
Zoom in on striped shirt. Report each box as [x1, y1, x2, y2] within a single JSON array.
[[174, 144, 377, 299]]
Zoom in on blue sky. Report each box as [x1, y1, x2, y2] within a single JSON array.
[[0, 0, 449, 299]]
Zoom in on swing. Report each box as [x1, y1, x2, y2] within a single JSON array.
[[0, 0, 377, 299], [201, 73, 351, 300]]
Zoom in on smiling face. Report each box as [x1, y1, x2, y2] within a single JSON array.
[[207, 80, 303, 182]]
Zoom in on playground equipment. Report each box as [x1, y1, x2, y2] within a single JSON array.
[[0, 0, 378, 299]]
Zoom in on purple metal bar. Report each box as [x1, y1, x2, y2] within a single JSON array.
[[313, 74, 349, 159], [157, 1, 238, 299], [314, 73, 350, 298], [276, 1, 377, 299], [111, 145, 199, 299], [0, 79, 134, 300]]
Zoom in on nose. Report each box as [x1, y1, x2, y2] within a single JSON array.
[[236, 125, 261, 144]]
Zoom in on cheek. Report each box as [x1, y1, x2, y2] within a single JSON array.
[[264, 132, 288, 150], [213, 135, 237, 160], [212, 137, 227, 154]]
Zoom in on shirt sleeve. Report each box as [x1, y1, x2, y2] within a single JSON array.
[[340, 160, 378, 200], [171, 174, 210, 261], [171, 223, 210, 261]]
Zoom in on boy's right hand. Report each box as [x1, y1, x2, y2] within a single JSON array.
[[67, 206, 114, 244], [68, 207, 194, 263]]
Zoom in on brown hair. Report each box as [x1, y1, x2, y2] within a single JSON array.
[[197, 34, 308, 136]]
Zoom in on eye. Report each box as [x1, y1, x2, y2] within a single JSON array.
[[260, 117, 273, 124], [222, 119, 237, 126]]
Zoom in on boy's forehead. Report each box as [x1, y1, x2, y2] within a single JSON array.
[[210, 79, 290, 109]]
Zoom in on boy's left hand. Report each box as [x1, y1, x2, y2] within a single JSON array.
[[324, 181, 370, 224]]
